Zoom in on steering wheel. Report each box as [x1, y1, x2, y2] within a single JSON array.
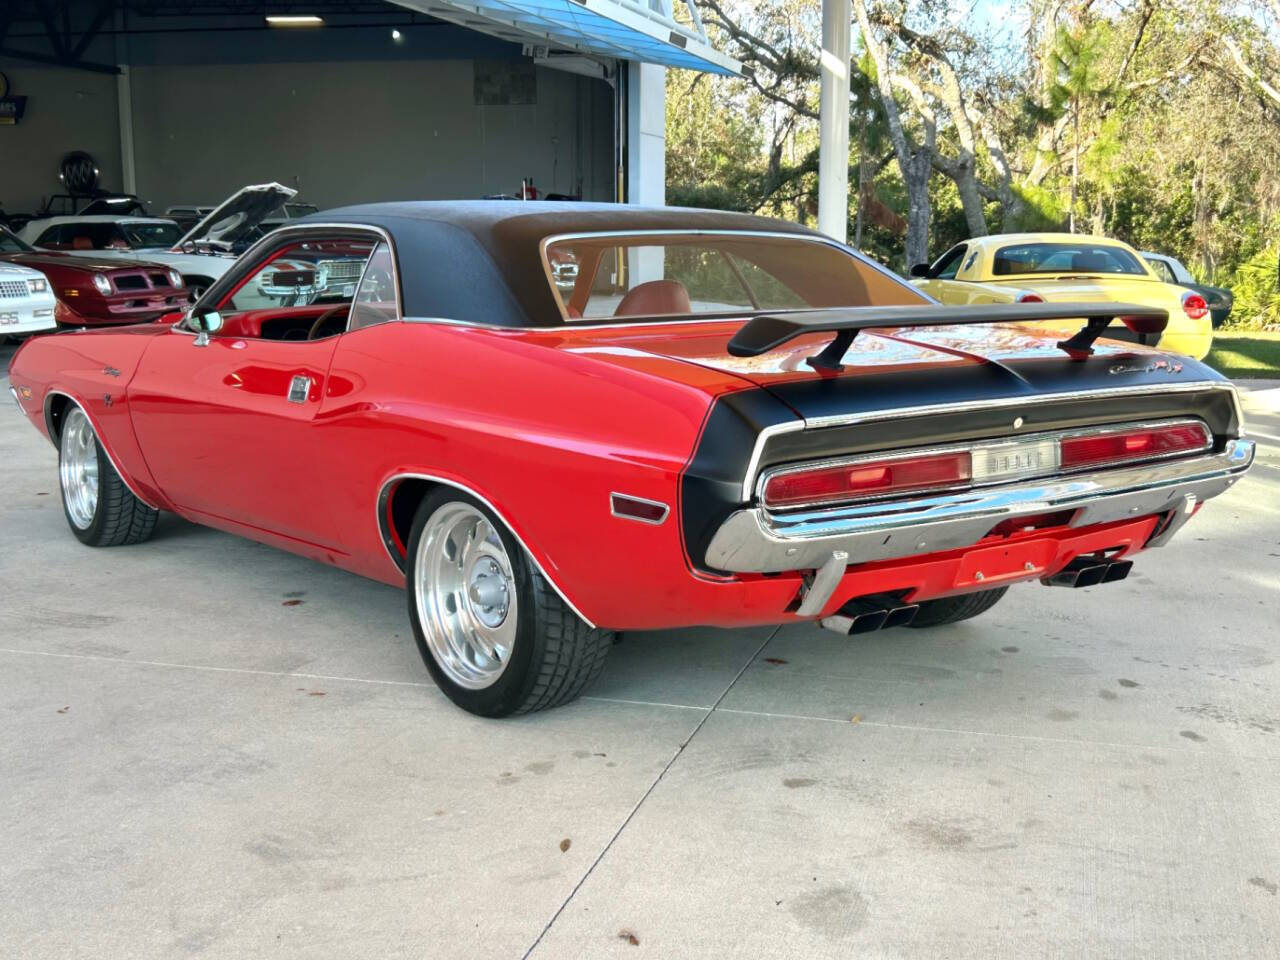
[[307, 305, 349, 341]]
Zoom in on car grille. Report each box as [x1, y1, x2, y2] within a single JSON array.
[[0, 280, 29, 299], [319, 259, 364, 283], [110, 271, 172, 293]]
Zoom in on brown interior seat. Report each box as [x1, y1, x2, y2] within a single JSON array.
[[613, 279, 691, 317], [72, 236, 93, 250]]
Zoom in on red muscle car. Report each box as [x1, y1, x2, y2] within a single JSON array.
[[7, 203, 1256, 717], [1, 225, 189, 327]]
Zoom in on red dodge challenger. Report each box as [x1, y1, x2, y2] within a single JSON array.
[[1, 225, 189, 327], [7, 203, 1256, 716]]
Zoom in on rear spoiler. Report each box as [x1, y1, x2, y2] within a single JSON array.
[[727, 302, 1169, 372]]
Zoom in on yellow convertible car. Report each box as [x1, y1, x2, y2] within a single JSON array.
[[910, 232, 1213, 360]]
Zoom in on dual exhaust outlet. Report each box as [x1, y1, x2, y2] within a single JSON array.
[[818, 556, 1134, 637], [1038, 556, 1132, 588], [821, 594, 920, 636]]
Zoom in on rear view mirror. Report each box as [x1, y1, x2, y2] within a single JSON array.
[[909, 263, 931, 278], [188, 309, 223, 346], [191, 310, 223, 333]]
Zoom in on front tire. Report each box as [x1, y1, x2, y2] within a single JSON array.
[[908, 586, 1008, 628], [58, 406, 159, 546], [406, 489, 613, 716]]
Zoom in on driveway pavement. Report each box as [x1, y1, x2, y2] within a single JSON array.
[[2, 343, 1278, 959]]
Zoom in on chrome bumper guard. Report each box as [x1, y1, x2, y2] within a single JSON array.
[[705, 440, 1255, 574]]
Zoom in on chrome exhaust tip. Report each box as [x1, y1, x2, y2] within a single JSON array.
[[820, 595, 917, 634], [1101, 559, 1132, 583], [882, 603, 920, 628], [1042, 556, 1131, 588]]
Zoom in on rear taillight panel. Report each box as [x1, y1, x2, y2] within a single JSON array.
[[1059, 421, 1212, 472], [763, 451, 971, 509], [760, 419, 1214, 511]]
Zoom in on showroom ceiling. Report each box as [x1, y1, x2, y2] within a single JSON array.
[[388, 0, 739, 74], [1, 0, 740, 75]]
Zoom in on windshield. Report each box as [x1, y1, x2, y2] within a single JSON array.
[[543, 233, 924, 321], [993, 242, 1148, 277], [121, 222, 183, 248], [0, 228, 33, 253], [285, 203, 320, 218]]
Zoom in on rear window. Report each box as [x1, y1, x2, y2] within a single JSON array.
[[121, 222, 182, 248], [543, 233, 924, 321], [993, 243, 1147, 277]]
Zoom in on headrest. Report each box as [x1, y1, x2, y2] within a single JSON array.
[[614, 279, 692, 317], [1072, 252, 1110, 272]]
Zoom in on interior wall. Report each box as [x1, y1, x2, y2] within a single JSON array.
[[127, 59, 615, 211], [1, 51, 615, 216], [0, 61, 123, 215]]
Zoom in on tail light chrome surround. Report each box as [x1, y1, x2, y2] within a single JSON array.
[[759, 418, 1213, 511]]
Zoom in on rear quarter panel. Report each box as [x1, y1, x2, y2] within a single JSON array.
[[314, 321, 761, 628]]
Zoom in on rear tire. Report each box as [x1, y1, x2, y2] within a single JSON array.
[[908, 587, 1008, 628], [405, 489, 613, 716], [57, 405, 159, 547]]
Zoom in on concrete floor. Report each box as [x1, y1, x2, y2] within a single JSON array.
[[2, 340, 1278, 959]]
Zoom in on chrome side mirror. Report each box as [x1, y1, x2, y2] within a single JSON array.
[[188, 309, 223, 347]]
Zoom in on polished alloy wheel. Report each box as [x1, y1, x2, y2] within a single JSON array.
[[59, 408, 99, 530], [414, 502, 518, 690]]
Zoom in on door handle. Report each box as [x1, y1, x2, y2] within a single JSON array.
[[287, 375, 311, 404]]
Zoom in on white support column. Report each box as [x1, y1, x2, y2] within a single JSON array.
[[625, 60, 666, 285], [116, 66, 137, 196], [625, 60, 666, 207], [817, 0, 851, 243], [114, 10, 137, 197]]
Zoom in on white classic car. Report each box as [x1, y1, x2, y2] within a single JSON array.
[[0, 260, 57, 337], [19, 183, 296, 300]]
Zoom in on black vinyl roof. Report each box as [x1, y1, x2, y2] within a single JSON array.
[[300, 201, 819, 327]]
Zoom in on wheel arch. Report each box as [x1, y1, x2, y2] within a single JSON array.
[[377, 472, 596, 629], [43, 389, 162, 510]]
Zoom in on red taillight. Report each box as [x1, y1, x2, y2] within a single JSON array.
[[764, 451, 972, 508], [1182, 292, 1208, 320], [1060, 423, 1210, 471], [1016, 292, 1045, 303]]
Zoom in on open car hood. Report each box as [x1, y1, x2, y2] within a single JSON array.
[[173, 182, 297, 249]]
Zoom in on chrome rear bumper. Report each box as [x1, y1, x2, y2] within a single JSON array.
[[705, 440, 1255, 573]]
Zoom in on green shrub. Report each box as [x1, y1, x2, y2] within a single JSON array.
[[1223, 246, 1280, 331]]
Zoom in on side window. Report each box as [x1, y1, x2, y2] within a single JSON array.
[[223, 237, 374, 313], [36, 225, 64, 248], [931, 245, 967, 280], [962, 250, 979, 274], [1146, 258, 1174, 283], [348, 243, 398, 330]]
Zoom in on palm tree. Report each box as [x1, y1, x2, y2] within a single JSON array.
[[1050, 24, 1112, 233]]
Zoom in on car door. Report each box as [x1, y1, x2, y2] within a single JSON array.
[[127, 229, 378, 548]]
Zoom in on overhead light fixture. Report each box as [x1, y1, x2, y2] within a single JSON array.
[[265, 14, 324, 27], [391, 28, 403, 40]]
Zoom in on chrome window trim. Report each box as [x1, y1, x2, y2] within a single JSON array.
[[609, 492, 670, 525], [43, 390, 162, 510], [182, 222, 402, 331], [740, 380, 1245, 501], [537, 228, 931, 324], [757, 418, 1212, 511], [375, 472, 596, 630]]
